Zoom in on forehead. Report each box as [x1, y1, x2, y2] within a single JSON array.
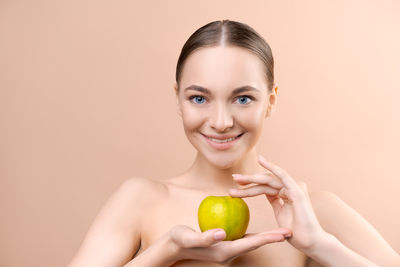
[[180, 46, 267, 92]]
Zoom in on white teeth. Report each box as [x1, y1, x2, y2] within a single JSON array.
[[207, 136, 238, 143]]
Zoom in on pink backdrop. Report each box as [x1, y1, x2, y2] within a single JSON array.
[[1, 1, 399, 266]]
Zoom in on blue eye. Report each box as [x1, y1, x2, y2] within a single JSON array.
[[190, 95, 206, 104], [188, 95, 254, 105], [236, 96, 252, 105]]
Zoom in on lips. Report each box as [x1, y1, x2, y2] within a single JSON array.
[[202, 133, 244, 140], [201, 132, 244, 150]]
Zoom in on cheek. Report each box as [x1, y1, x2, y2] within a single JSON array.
[[181, 104, 204, 131], [235, 106, 265, 131]]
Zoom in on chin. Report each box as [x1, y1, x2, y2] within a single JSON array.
[[199, 148, 246, 169], [207, 156, 237, 169]]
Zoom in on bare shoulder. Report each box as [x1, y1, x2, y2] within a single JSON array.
[[121, 176, 169, 204], [68, 176, 169, 267], [122, 176, 168, 192], [308, 190, 400, 266]]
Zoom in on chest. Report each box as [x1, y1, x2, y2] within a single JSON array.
[[139, 191, 307, 266]]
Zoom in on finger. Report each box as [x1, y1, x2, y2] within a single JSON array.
[[189, 230, 289, 263], [279, 187, 290, 202], [235, 180, 252, 186], [228, 232, 287, 255], [172, 225, 226, 248], [232, 173, 284, 189], [258, 228, 292, 237], [257, 155, 299, 191], [195, 229, 226, 247], [265, 194, 283, 211], [229, 185, 279, 198]]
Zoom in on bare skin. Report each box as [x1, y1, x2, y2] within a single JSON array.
[[138, 45, 311, 265], [135, 151, 308, 266], [130, 150, 399, 266], [68, 45, 399, 267]]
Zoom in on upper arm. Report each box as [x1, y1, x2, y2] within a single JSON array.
[[310, 191, 400, 267], [68, 177, 153, 267]]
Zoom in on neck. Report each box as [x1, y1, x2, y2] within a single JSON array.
[[186, 148, 266, 193]]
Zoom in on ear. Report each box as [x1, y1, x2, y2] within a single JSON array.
[[265, 84, 278, 118], [174, 82, 179, 95], [174, 83, 182, 117]]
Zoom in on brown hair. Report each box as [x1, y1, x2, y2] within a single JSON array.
[[175, 19, 274, 93]]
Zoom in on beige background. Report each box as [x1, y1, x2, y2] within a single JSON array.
[[1, 0, 399, 266]]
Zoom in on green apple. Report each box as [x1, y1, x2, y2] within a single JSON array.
[[198, 196, 250, 241]]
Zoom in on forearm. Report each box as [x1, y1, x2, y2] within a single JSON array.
[[306, 233, 379, 267], [124, 234, 180, 267]]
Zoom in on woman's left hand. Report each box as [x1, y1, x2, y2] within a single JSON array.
[[229, 154, 328, 253]]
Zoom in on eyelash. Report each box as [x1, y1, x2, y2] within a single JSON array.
[[188, 95, 255, 105]]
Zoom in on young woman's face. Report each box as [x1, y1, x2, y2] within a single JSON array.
[[176, 46, 275, 169]]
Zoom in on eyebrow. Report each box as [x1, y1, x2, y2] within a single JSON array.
[[183, 85, 260, 95]]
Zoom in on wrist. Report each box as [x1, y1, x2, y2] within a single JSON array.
[[304, 232, 337, 258], [163, 231, 183, 264]]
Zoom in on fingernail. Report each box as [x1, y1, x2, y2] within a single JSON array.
[[214, 230, 226, 240], [232, 174, 241, 178]]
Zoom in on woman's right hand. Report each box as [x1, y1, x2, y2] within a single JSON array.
[[167, 224, 292, 265]]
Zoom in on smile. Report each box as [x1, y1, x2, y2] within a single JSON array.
[[207, 135, 240, 143], [201, 133, 244, 150]]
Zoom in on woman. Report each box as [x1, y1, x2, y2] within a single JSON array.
[[68, 20, 399, 267]]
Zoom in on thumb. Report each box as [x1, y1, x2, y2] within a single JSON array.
[[183, 228, 226, 248], [197, 228, 226, 247], [170, 225, 226, 248]]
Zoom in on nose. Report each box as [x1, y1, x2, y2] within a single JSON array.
[[209, 102, 234, 132]]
